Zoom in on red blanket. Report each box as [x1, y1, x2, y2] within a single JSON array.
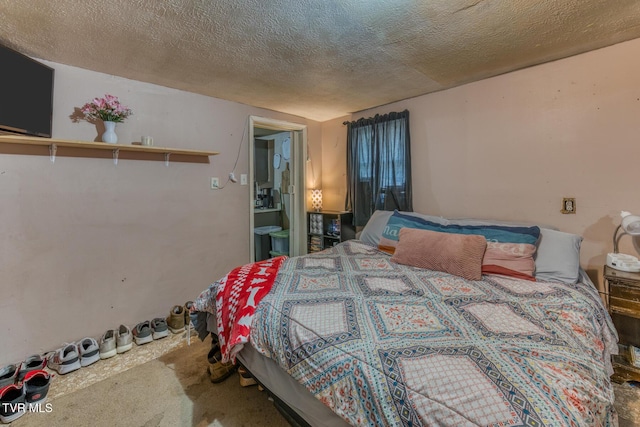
[[216, 256, 286, 362]]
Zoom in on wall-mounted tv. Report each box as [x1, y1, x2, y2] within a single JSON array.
[[0, 44, 54, 138]]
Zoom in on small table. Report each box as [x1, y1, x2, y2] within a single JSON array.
[[603, 265, 640, 382], [307, 211, 355, 253]]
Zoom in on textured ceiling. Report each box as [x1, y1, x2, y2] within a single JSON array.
[[2, 0, 640, 121]]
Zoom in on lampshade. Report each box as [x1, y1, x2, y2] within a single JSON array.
[[613, 211, 640, 253], [621, 211, 640, 234], [311, 189, 322, 212]]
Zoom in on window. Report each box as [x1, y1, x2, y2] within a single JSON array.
[[345, 110, 413, 226]]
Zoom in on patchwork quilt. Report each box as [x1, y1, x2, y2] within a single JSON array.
[[246, 241, 619, 427]]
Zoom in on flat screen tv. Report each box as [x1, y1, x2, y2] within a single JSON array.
[[0, 44, 54, 138]]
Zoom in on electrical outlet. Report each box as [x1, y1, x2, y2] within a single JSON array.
[[561, 197, 576, 214], [210, 177, 219, 189], [240, 174, 248, 185]]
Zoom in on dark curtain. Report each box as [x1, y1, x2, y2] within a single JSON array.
[[345, 110, 413, 227]]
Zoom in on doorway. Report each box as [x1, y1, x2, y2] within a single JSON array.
[[249, 116, 307, 262]]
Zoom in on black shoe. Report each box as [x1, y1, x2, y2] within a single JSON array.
[[0, 383, 26, 423], [24, 370, 51, 403]]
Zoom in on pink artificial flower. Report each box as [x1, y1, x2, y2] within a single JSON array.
[[80, 94, 133, 123]]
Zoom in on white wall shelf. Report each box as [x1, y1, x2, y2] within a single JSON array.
[[0, 134, 218, 165]]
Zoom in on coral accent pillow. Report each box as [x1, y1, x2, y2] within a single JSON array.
[[481, 242, 538, 279], [390, 228, 487, 281]]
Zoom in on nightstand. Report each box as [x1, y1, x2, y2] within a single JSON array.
[[603, 264, 640, 382], [307, 211, 355, 253]]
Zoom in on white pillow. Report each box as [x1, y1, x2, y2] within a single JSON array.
[[359, 210, 394, 246], [359, 210, 447, 246], [534, 228, 582, 284]]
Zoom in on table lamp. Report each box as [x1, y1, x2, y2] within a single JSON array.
[[311, 189, 322, 212]]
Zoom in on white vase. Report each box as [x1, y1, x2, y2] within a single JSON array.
[[102, 121, 118, 144]]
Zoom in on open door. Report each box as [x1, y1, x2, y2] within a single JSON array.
[[249, 116, 307, 262]]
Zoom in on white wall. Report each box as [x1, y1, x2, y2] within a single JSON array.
[[322, 38, 640, 289], [320, 116, 350, 211], [0, 62, 321, 365]]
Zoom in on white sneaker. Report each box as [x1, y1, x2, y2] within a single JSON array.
[[116, 324, 133, 354], [99, 329, 117, 360], [77, 337, 100, 367], [46, 344, 81, 375]]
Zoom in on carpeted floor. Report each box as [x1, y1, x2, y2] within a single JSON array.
[[615, 381, 640, 427], [12, 335, 287, 426], [10, 331, 640, 426]]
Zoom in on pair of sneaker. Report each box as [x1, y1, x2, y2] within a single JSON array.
[[132, 318, 168, 345], [0, 370, 51, 423], [166, 301, 197, 334], [99, 324, 133, 359], [46, 337, 100, 375], [0, 354, 47, 390]]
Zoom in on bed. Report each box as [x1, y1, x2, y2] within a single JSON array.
[[193, 210, 619, 426]]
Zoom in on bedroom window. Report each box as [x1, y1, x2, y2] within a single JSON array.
[[345, 110, 413, 227]]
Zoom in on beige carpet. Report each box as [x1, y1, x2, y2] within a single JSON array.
[[12, 336, 287, 427], [615, 381, 640, 427], [9, 332, 640, 427]]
